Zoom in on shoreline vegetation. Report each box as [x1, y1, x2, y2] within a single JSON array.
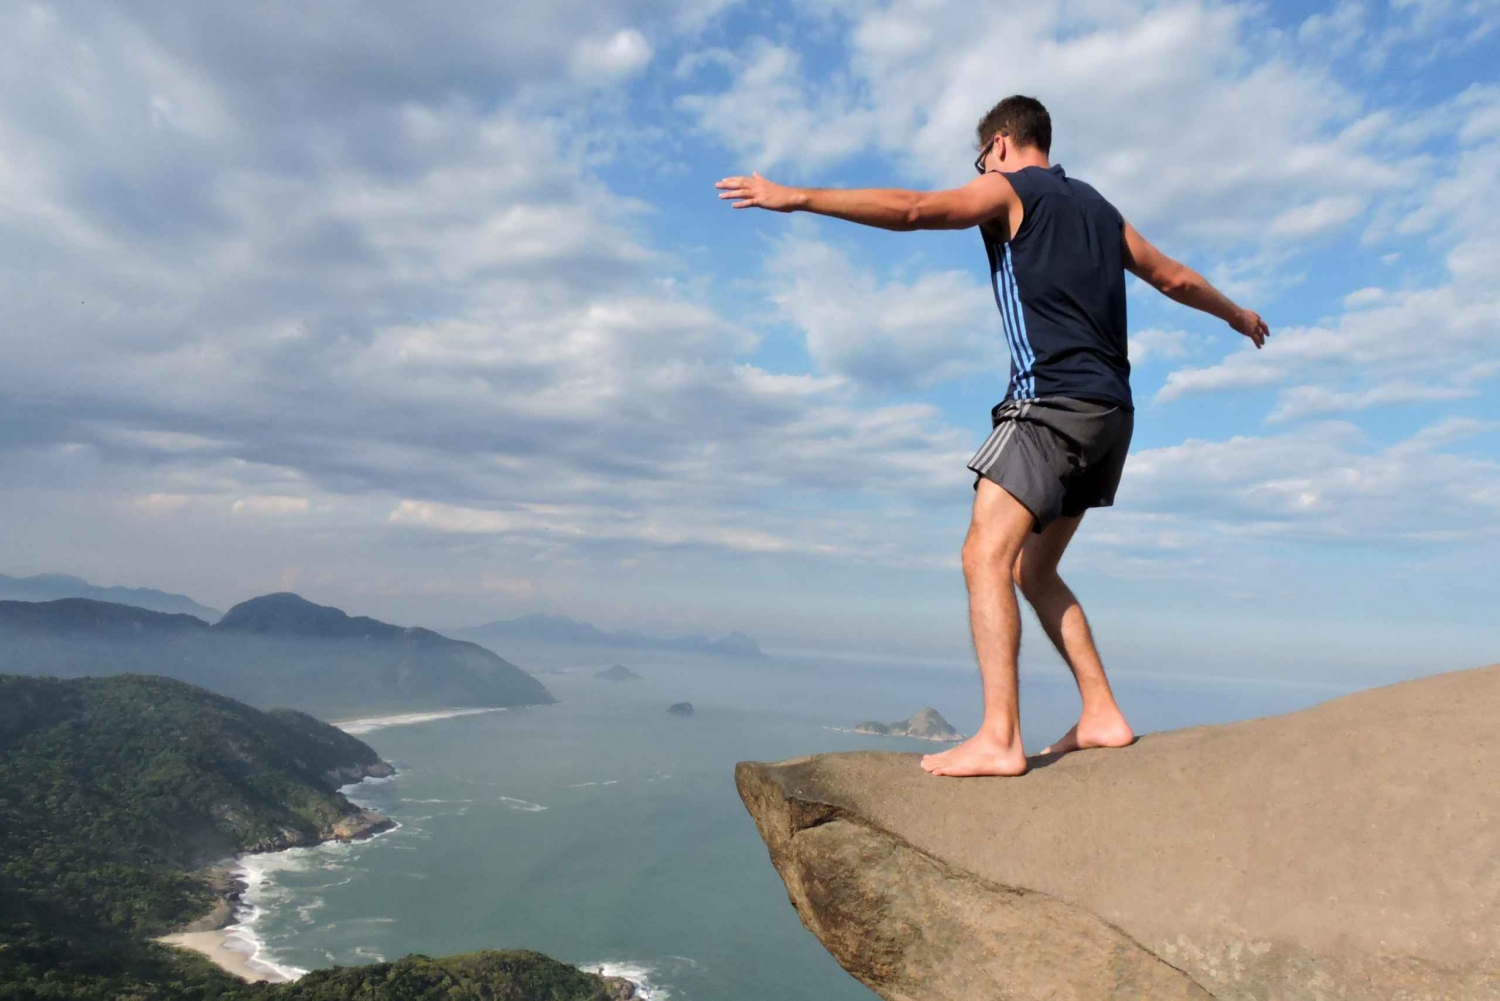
[[0, 673, 641, 1000], [155, 775, 403, 984]]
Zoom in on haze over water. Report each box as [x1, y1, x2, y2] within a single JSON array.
[[238, 652, 1361, 999]]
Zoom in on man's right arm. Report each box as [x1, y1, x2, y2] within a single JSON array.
[[1121, 220, 1268, 348]]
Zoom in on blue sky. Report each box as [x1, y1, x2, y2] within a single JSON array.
[[1, 0, 1496, 686]]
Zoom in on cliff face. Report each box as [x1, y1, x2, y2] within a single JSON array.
[[737, 662, 1500, 1001]]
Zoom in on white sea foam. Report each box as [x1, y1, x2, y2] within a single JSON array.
[[498, 796, 547, 812], [578, 959, 670, 999], [333, 707, 507, 735], [221, 773, 405, 983], [223, 851, 316, 982], [567, 781, 599, 788], [600, 780, 619, 786]]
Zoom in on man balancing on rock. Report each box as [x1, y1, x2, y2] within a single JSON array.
[[717, 95, 1268, 777]]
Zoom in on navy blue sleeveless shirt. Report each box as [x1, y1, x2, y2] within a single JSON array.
[[981, 164, 1132, 409]]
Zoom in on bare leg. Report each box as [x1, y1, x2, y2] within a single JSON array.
[[1013, 513, 1134, 756], [921, 479, 1033, 778]]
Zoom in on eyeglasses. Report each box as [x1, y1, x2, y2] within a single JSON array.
[[974, 131, 1008, 175]]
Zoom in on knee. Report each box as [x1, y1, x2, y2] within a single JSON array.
[[962, 531, 1011, 580], [1014, 559, 1059, 601]]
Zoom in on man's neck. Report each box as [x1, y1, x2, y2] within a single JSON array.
[[1003, 152, 1051, 172]]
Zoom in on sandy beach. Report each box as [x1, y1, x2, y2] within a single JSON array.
[[332, 706, 507, 735], [156, 930, 282, 983]]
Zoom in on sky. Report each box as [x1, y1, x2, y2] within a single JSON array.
[[2, 0, 1496, 686]]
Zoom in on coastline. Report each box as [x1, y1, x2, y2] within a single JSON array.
[[332, 706, 509, 735], [157, 770, 401, 983], [156, 930, 277, 982]]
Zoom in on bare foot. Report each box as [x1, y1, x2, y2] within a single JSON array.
[[1038, 709, 1135, 757], [920, 730, 1029, 777]]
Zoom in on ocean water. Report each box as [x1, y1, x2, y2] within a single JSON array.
[[228, 654, 1362, 998]]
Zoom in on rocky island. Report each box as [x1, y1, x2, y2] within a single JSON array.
[[739, 662, 1500, 1000], [596, 664, 644, 681], [841, 707, 963, 741], [668, 701, 694, 715]]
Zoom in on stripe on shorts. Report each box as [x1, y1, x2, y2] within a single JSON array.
[[968, 400, 1030, 473]]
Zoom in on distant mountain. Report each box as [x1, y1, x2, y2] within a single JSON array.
[[454, 612, 764, 659], [0, 571, 222, 621], [852, 708, 964, 742], [0, 593, 555, 717], [218, 591, 414, 638], [596, 664, 643, 681]]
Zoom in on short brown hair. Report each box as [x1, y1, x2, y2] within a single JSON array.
[[976, 95, 1051, 156]]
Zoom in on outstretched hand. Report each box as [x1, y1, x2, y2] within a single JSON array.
[[1232, 309, 1270, 349], [716, 172, 800, 212]]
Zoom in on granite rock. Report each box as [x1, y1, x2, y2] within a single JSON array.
[[737, 663, 1500, 1000]]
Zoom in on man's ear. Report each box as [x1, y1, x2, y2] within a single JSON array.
[[994, 136, 1009, 164]]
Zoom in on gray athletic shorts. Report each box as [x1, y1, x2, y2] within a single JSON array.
[[967, 396, 1133, 533]]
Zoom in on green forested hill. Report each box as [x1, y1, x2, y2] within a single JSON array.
[[0, 593, 555, 717], [0, 675, 627, 1000], [0, 674, 391, 937]]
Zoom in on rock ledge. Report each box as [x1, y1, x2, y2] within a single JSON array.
[[737, 663, 1500, 1000]]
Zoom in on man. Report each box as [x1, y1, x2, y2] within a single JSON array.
[[716, 95, 1268, 777]]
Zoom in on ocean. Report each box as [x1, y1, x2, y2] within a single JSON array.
[[219, 652, 1361, 998]]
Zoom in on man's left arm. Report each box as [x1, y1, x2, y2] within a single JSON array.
[[715, 171, 1014, 232]]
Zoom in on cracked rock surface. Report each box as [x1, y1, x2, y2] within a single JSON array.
[[736, 662, 1500, 1000]]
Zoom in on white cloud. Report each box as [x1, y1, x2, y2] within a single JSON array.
[[387, 498, 838, 556], [1267, 380, 1479, 423], [1157, 86, 1500, 413], [1298, 0, 1369, 55], [131, 493, 195, 516], [1128, 328, 1191, 366], [0, 2, 985, 584], [1123, 417, 1500, 542], [678, 0, 1407, 248], [1266, 195, 1368, 239], [569, 29, 654, 85], [1342, 287, 1385, 308], [2, 2, 1495, 659], [763, 228, 1001, 389], [388, 501, 522, 534], [675, 41, 880, 173], [232, 495, 310, 516]]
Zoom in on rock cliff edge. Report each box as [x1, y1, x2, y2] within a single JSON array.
[[736, 663, 1500, 1001]]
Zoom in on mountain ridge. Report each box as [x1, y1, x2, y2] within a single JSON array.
[[0, 571, 222, 621], [0, 593, 555, 717]]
